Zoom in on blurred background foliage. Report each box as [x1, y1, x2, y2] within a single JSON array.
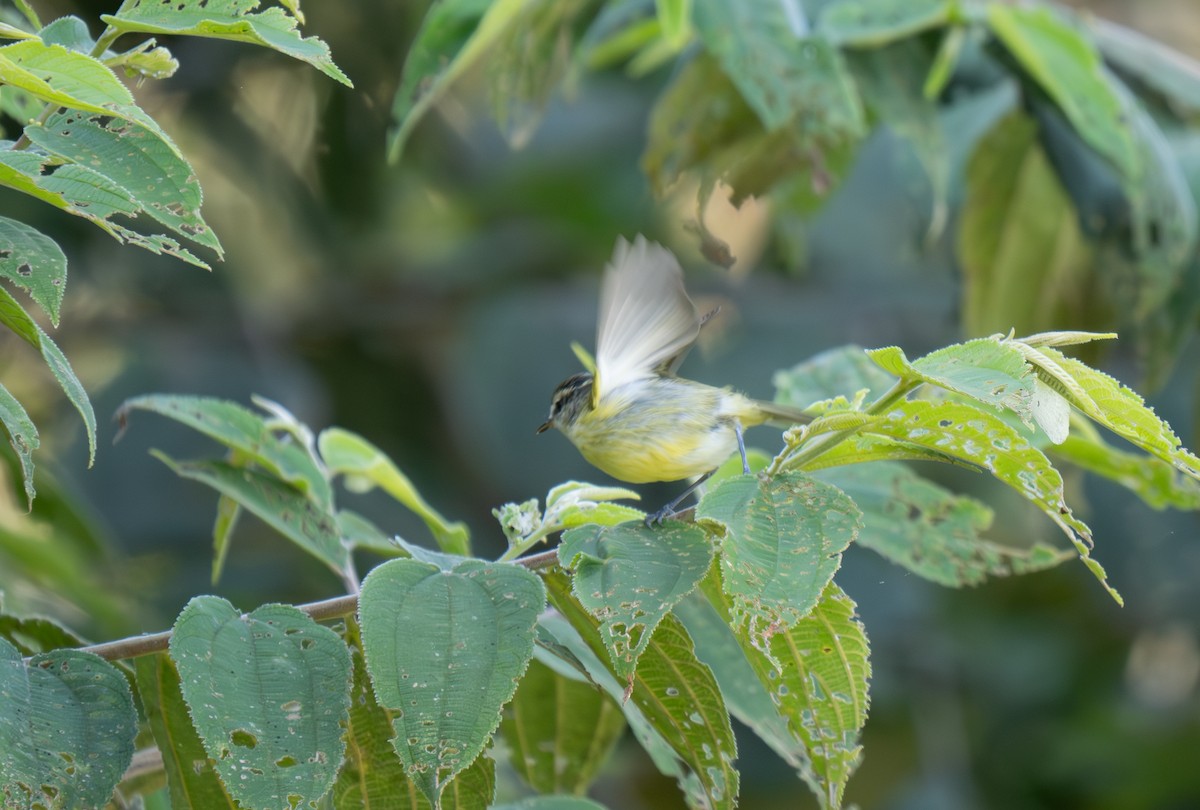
[[1, 0, 1199, 807]]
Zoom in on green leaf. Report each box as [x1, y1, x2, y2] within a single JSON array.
[[958, 111, 1095, 336], [102, 0, 351, 86], [358, 558, 544, 806], [1027, 345, 1200, 482], [134, 653, 238, 810], [865, 398, 1121, 604], [544, 572, 738, 810], [210, 493, 240, 584], [1052, 424, 1200, 511], [817, 462, 1073, 586], [0, 638, 136, 810], [0, 215, 66, 325], [924, 23, 966, 98], [39, 16, 95, 52], [0, 284, 96, 465], [868, 338, 1036, 425], [697, 472, 861, 644], [319, 427, 469, 555], [818, 0, 955, 46], [558, 521, 712, 681], [387, 0, 522, 162], [499, 658, 626, 795], [492, 799, 609, 810], [27, 110, 223, 256], [120, 394, 332, 506], [0, 613, 87, 656], [694, 1, 865, 136], [986, 5, 1137, 182], [0, 383, 38, 506], [773, 344, 896, 409], [1090, 16, 1200, 119], [169, 596, 352, 810], [704, 576, 869, 810], [337, 508, 402, 556], [150, 452, 348, 574]]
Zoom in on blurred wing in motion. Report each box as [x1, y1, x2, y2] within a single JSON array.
[[595, 235, 701, 401]]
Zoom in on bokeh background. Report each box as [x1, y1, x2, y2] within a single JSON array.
[[2, 0, 1199, 807]]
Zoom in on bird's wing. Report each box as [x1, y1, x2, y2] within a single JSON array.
[[595, 235, 700, 402]]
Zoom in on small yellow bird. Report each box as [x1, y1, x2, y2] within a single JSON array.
[[538, 235, 811, 520]]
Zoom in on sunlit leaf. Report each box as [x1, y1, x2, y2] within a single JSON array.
[[558, 521, 712, 680], [359, 558, 544, 806], [1052, 423, 1200, 511], [169, 596, 352, 810], [0, 639, 136, 810]]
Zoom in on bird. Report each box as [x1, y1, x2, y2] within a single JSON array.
[[537, 235, 811, 522]]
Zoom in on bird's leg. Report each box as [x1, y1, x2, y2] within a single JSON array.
[[734, 419, 750, 474], [645, 470, 715, 527]]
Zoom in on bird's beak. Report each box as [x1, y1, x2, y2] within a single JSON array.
[[536, 420, 552, 434]]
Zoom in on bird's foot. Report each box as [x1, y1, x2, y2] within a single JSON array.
[[644, 505, 676, 527]]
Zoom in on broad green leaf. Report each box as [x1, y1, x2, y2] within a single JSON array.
[[169, 596, 352, 810], [1028, 346, 1200, 482], [697, 472, 861, 644], [789, 430, 983, 473], [0, 612, 87, 655], [0, 284, 96, 465], [818, 0, 954, 46], [0, 215, 66, 325], [39, 16, 94, 51], [866, 398, 1120, 604], [337, 508, 401, 556], [134, 653, 238, 810], [1090, 16, 1200, 120], [120, 394, 331, 506], [986, 5, 1138, 182], [959, 111, 1095, 337], [1052, 424, 1200, 511], [37, 163, 141, 218], [817, 463, 1073, 586], [694, 0, 864, 137], [102, 0, 350, 86], [558, 521, 712, 681], [441, 754, 496, 810], [489, 0, 590, 149], [773, 344, 896, 409], [499, 658, 626, 795], [358, 558, 544, 806], [387, 0, 522, 162], [544, 572, 738, 810], [867, 338, 1036, 425], [319, 427, 469, 555], [27, 110, 222, 255], [150, 452, 348, 573], [0, 638, 136, 810], [0, 383, 37, 506], [704, 576, 869, 810]]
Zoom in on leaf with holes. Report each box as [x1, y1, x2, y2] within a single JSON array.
[[697, 472, 861, 646], [102, 0, 350, 86], [0, 638, 136, 810], [558, 521, 712, 680], [866, 398, 1120, 603], [0, 215, 66, 325], [0, 383, 38, 506], [169, 596, 352, 810], [134, 653, 238, 810], [358, 558, 544, 806], [773, 344, 896, 409], [499, 657, 626, 795]]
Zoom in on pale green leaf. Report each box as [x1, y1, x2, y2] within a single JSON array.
[[924, 24, 966, 98], [319, 426, 469, 554], [558, 521, 712, 680], [0, 639, 136, 810], [358, 558, 544, 806], [958, 111, 1095, 336], [169, 596, 352, 810], [986, 5, 1138, 181], [773, 344, 896, 409], [1090, 16, 1200, 120], [27, 110, 222, 255], [0, 383, 37, 507], [210, 493, 240, 584], [39, 16, 94, 52], [120, 394, 332, 506], [697, 472, 861, 644], [868, 338, 1036, 424], [134, 653, 238, 810], [817, 463, 1073, 586], [0, 285, 96, 465], [102, 0, 350, 86], [866, 398, 1121, 604], [150, 452, 348, 573], [544, 572, 738, 810], [1052, 423, 1200, 511], [337, 508, 401, 556], [0, 215, 66, 325], [818, 0, 954, 46], [499, 658, 626, 795], [117, 42, 179, 80]]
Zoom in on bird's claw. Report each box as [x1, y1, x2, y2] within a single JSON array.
[[644, 505, 675, 527]]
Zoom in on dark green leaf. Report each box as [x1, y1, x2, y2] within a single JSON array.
[[0, 215, 66, 325], [0, 613, 86, 656], [0, 383, 37, 506]]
